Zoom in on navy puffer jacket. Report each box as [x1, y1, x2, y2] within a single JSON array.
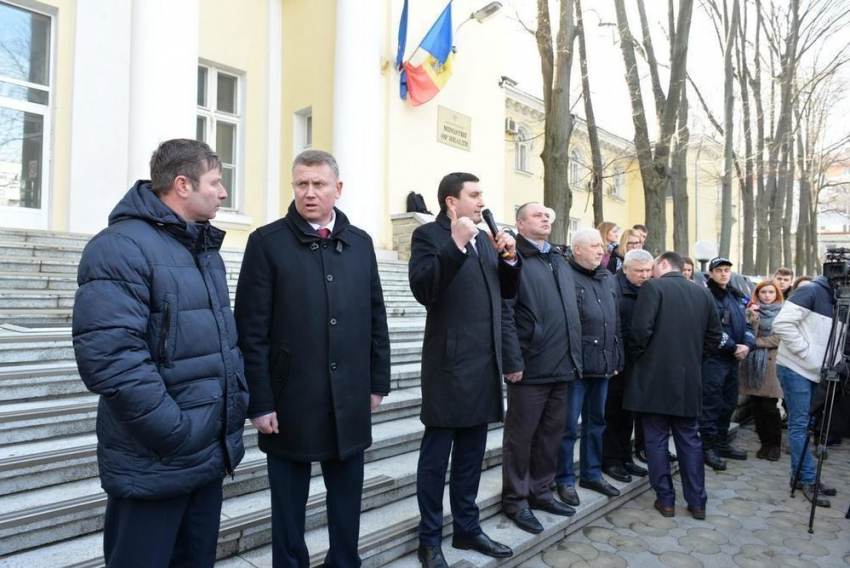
[[72, 181, 248, 499]]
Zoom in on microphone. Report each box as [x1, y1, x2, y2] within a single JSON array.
[[482, 209, 511, 258]]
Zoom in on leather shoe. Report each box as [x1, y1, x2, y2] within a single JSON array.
[[580, 478, 621, 497], [531, 499, 576, 517], [715, 438, 747, 460], [802, 483, 831, 508], [687, 506, 706, 520], [452, 532, 513, 558], [703, 448, 727, 471], [556, 484, 580, 506], [603, 465, 632, 483], [795, 480, 837, 496], [623, 461, 648, 477], [418, 544, 448, 568], [635, 448, 648, 463], [654, 500, 675, 518], [506, 508, 543, 534]]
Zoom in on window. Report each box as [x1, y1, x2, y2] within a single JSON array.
[[514, 125, 532, 173], [0, 2, 51, 211], [610, 165, 624, 199], [197, 64, 242, 210], [568, 217, 580, 244], [293, 107, 312, 154], [570, 148, 584, 189]]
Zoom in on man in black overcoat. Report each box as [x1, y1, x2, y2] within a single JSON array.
[[500, 202, 582, 534], [623, 252, 722, 520], [409, 172, 520, 567], [235, 150, 391, 567]]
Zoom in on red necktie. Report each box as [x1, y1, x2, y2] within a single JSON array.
[[317, 228, 331, 239]]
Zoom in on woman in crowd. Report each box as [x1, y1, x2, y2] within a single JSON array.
[[606, 229, 643, 273], [682, 257, 695, 280], [739, 280, 785, 461], [597, 222, 620, 270]]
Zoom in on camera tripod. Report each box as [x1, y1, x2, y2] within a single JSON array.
[[789, 288, 850, 533]]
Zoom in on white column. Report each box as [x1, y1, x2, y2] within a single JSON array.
[[67, 0, 132, 233], [126, 0, 199, 183], [264, 0, 283, 223], [332, 0, 383, 241]]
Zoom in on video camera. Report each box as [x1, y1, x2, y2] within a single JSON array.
[[823, 248, 850, 298]]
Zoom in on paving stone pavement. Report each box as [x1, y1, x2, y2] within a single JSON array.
[[519, 426, 850, 567]]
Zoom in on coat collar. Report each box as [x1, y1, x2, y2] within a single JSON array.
[[517, 234, 549, 257], [284, 201, 352, 246], [616, 269, 640, 296], [707, 276, 744, 300]]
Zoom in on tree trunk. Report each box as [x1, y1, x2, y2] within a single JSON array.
[[576, 0, 604, 226], [769, 139, 789, 271], [719, 0, 739, 258], [737, 3, 755, 274], [752, 0, 768, 275], [672, 86, 690, 254], [782, 143, 794, 269], [537, 0, 576, 245]]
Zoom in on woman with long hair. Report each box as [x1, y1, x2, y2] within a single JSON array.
[[739, 280, 785, 460], [606, 229, 642, 273], [597, 222, 620, 269]]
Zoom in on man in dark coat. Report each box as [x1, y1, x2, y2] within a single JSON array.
[[409, 172, 520, 567], [500, 202, 581, 534], [235, 150, 391, 567], [73, 139, 248, 567], [624, 252, 723, 520], [554, 228, 624, 507], [701, 258, 756, 470], [602, 249, 653, 483]]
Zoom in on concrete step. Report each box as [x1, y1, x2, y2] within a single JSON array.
[[0, 290, 75, 310], [0, 429, 507, 567], [0, 398, 432, 497], [0, 388, 423, 556], [0, 376, 424, 447], [0, 274, 79, 291]]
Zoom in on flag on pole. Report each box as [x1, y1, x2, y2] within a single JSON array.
[[401, 2, 453, 106], [397, 0, 410, 99]]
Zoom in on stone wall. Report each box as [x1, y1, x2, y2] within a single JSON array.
[[391, 212, 434, 260]]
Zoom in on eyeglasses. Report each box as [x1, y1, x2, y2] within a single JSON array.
[[627, 241, 641, 247]]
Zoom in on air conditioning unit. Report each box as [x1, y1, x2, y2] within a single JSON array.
[[505, 117, 518, 134]]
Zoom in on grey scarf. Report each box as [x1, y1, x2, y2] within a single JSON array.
[[742, 302, 782, 391]]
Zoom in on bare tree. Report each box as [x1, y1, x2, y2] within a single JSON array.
[[536, 0, 578, 245], [575, 0, 605, 226], [720, 0, 740, 257], [613, 0, 694, 254]]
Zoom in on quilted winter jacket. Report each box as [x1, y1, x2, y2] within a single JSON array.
[[72, 181, 248, 499]]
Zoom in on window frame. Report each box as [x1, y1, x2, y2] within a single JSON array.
[[514, 125, 533, 174], [196, 62, 244, 212], [570, 148, 583, 189], [0, 0, 55, 224]]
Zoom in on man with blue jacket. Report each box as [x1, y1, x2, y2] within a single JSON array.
[[73, 139, 248, 567], [700, 258, 756, 471]]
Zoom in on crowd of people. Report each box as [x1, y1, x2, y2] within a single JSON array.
[[71, 140, 841, 568]]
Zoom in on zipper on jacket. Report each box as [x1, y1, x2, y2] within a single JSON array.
[[159, 301, 172, 365]]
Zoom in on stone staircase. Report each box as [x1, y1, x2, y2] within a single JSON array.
[[0, 228, 657, 568]]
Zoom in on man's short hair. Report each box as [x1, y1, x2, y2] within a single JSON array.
[[571, 228, 602, 247], [655, 251, 684, 271], [515, 201, 543, 221], [623, 249, 654, 267], [292, 149, 340, 179], [633, 224, 648, 233], [774, 267, 794, 278], [149, 139, 221, 197], [437, 172, 479, 213]]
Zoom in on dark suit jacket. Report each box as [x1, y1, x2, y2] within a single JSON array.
[[623, 271, 722, 417], [408, 212, 520, 427]]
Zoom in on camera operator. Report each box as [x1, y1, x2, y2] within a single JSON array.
[[773, 273, 840, 507]]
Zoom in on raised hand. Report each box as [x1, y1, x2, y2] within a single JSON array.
[[448, 202, 478, 250]]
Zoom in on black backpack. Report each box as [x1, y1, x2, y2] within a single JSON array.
[[406, 192, 431, 215]]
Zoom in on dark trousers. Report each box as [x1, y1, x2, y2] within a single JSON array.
[[417, 424, 488, 546], [699, 358, 738, 438], [103, 478, 223, 568], [642, 414, 706, 509], [267, 451, 364, 568], [602, 377, 634, 467], [502, 382, 569, 514], [750, 396, 782, 447], [634, 414, 645, 453]]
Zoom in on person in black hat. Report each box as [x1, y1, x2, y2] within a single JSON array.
[[700, 257, 756, 471]]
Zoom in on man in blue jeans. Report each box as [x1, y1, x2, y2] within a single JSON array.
[[555, 228, 623, 507], [773, 275, 838, 507]]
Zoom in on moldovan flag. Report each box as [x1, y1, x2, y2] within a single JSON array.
[[401, 2, 453, 106]]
